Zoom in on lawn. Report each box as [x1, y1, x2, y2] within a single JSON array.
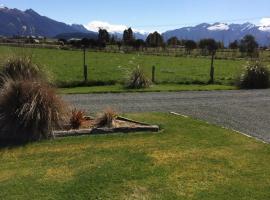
[[60, 84, 236, 94], [0, 46, 245, 86], [0, 113, 269, 200]]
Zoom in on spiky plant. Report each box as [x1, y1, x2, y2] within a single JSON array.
[[95, 108, 118, 128], [126, 66, 151, 89], [69, 109, 85, 129]]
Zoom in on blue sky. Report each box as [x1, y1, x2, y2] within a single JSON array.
[[0, 0, 270, 32]]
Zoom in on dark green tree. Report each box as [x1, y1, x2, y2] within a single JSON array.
[[167, 37, 179, 47], [146, 32, 164, 47], [184, 40, 197, 54], [123, 28, 134, 46], [229, 40, 239, 49], [98, 28, 110, 48], [239, 35, 258, 57]]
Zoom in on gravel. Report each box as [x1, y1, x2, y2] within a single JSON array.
[[63, 89, 270, 143]]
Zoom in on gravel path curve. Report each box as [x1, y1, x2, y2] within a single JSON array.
[[63, 89, 270, 143]]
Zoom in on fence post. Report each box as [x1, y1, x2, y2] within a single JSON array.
[[83, 47, 88, 83], [152, 65, 156, 83]]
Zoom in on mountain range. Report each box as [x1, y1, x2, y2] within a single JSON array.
[[0, 6, 270, 46]]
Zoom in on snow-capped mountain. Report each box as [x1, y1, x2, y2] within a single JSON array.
[[0, 7, 94, 37], [163, 22, 270, 46]]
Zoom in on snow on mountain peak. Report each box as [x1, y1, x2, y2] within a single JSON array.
[[207, 23, 229, 31], [259, 18, 270, 32]]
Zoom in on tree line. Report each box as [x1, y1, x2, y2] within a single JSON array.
[[60, 27, 260, 57]]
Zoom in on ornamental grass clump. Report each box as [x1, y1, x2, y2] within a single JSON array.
[[237, 61, 270, 89], [95, 108, 118, 128], [126, 66, 151, 89], [69, 109, 85, 129], [0, 56, 66, 142]]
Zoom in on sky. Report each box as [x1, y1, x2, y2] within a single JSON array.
[[0, 0, 270, 33]]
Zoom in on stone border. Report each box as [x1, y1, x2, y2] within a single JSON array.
[[53, 116, 159, 138]]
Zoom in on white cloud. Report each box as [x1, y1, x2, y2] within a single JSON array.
[[84, 20, 148, 34], [207, 23, 229, 31], [259, 18, 270, 32], [0, 4, 5, 8]]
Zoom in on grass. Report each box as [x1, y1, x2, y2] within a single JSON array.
[[0, 46, 245, 86], [59, 84, 236, 94], [0, 113, 269, 200]]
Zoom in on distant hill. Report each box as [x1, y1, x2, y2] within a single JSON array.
[[163, 22, 270, 46], [0, 7, 92, 37]]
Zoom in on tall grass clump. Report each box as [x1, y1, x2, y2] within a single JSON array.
[[0, 56, 66, 141], [0, 56, 45, 85], [95, 108, 118, 128], [236, 61, 270, 89], [125, 66, 151, 89]]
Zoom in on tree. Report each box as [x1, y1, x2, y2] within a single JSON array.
[[146, 32, 164, 47], [199, 38, 218, 83], [132, 39, 145, 51], [98, 28, 110, 48], [229, 40, 239, 49], [167, 37, 179, 47], [123, 28, 134, 46], [239, 35, 258, 57], [184, 40, 197, 54]]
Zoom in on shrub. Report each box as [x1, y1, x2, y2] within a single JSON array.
[[126, 66, 151, 89], [0, 56, 45, 86], [0, 78, 66, 141], [237, 61, 270, 89], [70, 109, 85, 129], [95, 108, 118, 128]]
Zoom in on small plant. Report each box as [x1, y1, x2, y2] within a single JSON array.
[[126, 66, 151, 89], [0, 78, 66, 141], [237, 61, 270, 89], [95, 108, 118, 128], [69, 109, 85, 129]]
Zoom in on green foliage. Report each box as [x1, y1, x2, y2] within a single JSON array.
[[237, 61, 270, 89], [126, 66, 151, 89], [199, 38, 218, 54], [167, 37, 179, 46], [123, 27, 134, 46], [239, 35, 259, 57], [184, 40, 197, 54], [146, 31, 164, 47]]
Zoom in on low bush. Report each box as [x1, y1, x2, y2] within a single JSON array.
[[237, 61, 270, 89], [125, 66, 151, 89], [95, 108, 118, 128], [69, 109, 85, 129]]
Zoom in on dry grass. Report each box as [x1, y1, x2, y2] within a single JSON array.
[[94, 108, 118, 128], [126, 66, 151, 89], [0, 78, 66, 141]]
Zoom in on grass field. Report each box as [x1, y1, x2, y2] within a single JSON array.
[[60, 84, 236, 94], [0, 113, 269, 200], [0, 46, 245, 86]]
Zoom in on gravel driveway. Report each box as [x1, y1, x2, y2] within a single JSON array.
[[63, 89, 270, 143]]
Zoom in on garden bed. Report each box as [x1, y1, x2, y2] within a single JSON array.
[[53, 116, 159, 137]]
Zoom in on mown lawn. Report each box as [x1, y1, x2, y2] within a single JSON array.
[[0, 46, 244, 86], [59, 84, 236, 94], [0, 113, 269, 200]]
